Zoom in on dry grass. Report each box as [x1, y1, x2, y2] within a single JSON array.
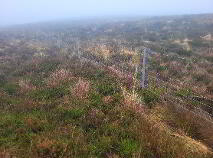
[[35, 138, 64, 158], [0, 152, 12, 158], [106, 153, 120, 158], [121, 47, 136, 56], [121, 86, 145, 113], [165, 102, 213, 147], [176, 134, 210, 154], [102, 96, 114, 104], [135, 111, 212, 158], [18, 79, 36, 92], [86, 44, 112, 59], [85, 108, 105, 127], [121, 88, 213, 158]]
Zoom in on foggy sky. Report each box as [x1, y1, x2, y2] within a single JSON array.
[[0, 0, 213, 26]]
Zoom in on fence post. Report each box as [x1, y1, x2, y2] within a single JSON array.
[[140, 48, 149, 88]]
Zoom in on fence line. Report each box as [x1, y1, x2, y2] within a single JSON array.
[[58, 43, 213, 124]]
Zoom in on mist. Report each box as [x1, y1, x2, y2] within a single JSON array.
[[1, 0, 213, 26]]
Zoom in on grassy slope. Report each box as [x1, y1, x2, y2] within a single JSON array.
[[0, 55, 212, 158], [0, 14, 213, 158]]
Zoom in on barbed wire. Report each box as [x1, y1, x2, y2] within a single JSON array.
[[140, 76, 213, 123], [148, 75, 213, 111]]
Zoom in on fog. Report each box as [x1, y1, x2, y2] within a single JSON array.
[[1, 0, 213, 26]]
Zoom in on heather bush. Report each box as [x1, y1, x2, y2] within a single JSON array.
[[72, 78, 90, 99], [46, 68, 74, 87], [107, 66, 133, 88]]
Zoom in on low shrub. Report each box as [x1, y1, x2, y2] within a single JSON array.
[[138, 88, 162, 108]]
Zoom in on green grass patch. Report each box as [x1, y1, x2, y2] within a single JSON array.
[[29, 86, 69, 101], [89, 136, 113, 157], [175, 88, 193, 98], [38, 60, 61, 75], [118, 138, 139, 157], [61, 108, 85, 120], [1, 82, 19, 95], [96, 78, 120, 96], [138, 87, 163, 108]]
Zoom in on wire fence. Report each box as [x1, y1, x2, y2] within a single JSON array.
[[52, 38, 213, 124], [82, 51, 213, 124]]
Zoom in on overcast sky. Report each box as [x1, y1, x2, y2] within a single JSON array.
[[0, 0, 213, 26]]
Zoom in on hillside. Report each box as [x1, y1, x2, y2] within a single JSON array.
[[0, 14, 213, 158]]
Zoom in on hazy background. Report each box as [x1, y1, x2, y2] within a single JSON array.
[[0, 0, 213, 26]]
